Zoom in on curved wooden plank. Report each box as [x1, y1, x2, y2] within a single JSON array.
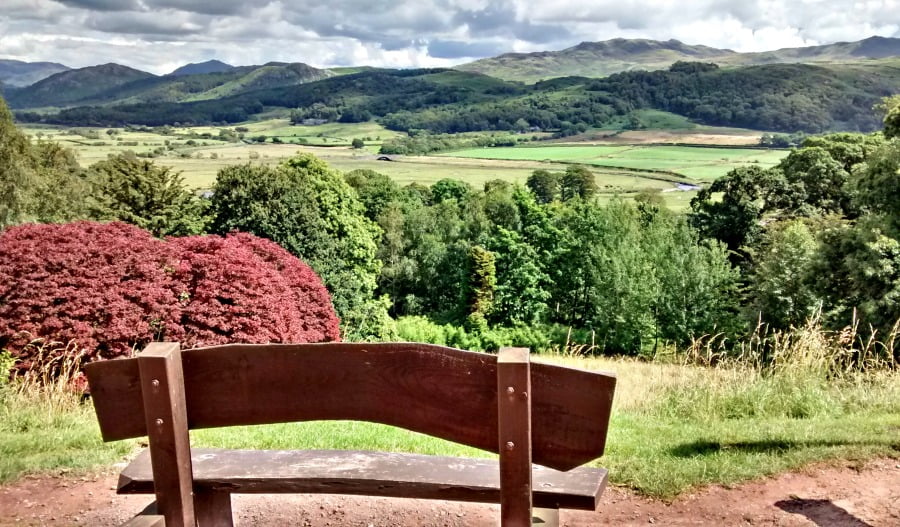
[[87, 343, 616, 470], [118, 448, 609, 511]]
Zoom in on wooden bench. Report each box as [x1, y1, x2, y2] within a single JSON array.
[[85, 342, 616, 526]]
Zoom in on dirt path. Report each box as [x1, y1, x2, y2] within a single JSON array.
[[1, 458, 898, 526]]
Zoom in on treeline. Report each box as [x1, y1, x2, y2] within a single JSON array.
[[15, 62, 900, 134], [3, 93, 899, 357], [591, 62, 895, 132], [690, 100, 900, 342]]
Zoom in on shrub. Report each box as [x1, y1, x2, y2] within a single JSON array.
[[0, 222, 340, 378], [0, 222, 182, 371], [172, 233, 340, 346]]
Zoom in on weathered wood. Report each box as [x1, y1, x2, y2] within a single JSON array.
[[137, 343, 195, 527], [86, 343, 616, 471], [118, 448, 609, 511], [121, 515, 165, 527], [498, 347, 533, 527], [195, 489, 234, 527]]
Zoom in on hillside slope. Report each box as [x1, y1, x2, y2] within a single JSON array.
[[0, 59, 70, 87], [18, 62, 900, 134], [5, 62, 333, 109], [457, 36, 900, 82], [169, 60, 234, 76], [6, 64, 155, 108]]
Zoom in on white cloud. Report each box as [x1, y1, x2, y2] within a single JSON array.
[[0, 0, 896, 72]]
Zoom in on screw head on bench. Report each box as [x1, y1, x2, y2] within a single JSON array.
[[155, 418, 164, 427], [506, 386, 515, 395], [506, 441, 515, 451]]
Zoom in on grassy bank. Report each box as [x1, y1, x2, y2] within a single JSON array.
[[1, 326, 898, 497]]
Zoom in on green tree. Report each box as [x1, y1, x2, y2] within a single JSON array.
[[344, 169, 404, 221], [431, 178, 472, 204], [0, 96, 87, 228], [466, 245, 496, 333], [27, 140, 89, 223], [560, 165, 597, 201], [0, 97, 38, 228], [690, 165, 785, 259], [749, 220, 822, 329], [854, 138, 900, 234], [644, 210, 741, 346], [777, 147, 851, 215], [526, 169, 560, 204], [486, 228, 550, 326], [87, 153, 208, 237], [210, 153, 389, 339], [812, 219, 900, 333], [885, 106, 900, 139], [351, 138, 365, 149]]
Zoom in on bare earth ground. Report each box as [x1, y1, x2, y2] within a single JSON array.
[[1, 458, 898, 526]]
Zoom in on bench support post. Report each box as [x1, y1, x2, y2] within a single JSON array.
[[195, 490, 234, 527], [497, 347, 533, 527], [138, 342, 196, 527]]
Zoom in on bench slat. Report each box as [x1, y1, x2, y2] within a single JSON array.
[[87, 343, 616, 471], [118, 449, 608, 511]]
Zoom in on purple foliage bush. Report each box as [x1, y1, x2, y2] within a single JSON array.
[[0, 222, 340, 377]]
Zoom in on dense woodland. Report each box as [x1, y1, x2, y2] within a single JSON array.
[[12, 61, 900, 134], [3, 94, 899, 358]]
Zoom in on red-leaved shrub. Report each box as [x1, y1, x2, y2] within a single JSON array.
[[0, 222, 340, 377], [170, 233, 340, 347], [0, 222, 181, 370]]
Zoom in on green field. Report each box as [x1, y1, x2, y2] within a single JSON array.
[[20, 122, 788, 211], [3, 353, 898, 498], [441, 144, 788, 180]]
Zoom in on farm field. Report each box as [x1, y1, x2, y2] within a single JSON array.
[[440, 144, 789, 180], [20, 121, 787, 210]]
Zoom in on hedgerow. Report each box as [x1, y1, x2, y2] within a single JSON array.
[[0, 222, 339, 378]]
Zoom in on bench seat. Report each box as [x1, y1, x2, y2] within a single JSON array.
[[118, 448, 608, 511]]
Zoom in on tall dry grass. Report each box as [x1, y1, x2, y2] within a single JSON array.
[[538, 315, 899, 420], [2, 338, 87, 413]]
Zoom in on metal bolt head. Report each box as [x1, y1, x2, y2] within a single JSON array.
[[155, 418, 164, 427], [506, 386, 515, 395], [505, 441, 515, 451]]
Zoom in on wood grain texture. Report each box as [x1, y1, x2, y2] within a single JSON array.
[[118, 449, 608, 511], [137, 343, 195, 527], [86, 343, 616, 471], [195, 490, 233, 527], [497, 347, 533, 527]]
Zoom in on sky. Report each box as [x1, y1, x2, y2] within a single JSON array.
[[1, 0, 899, 74]]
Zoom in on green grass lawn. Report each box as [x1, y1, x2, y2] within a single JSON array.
[[20, 123, 771, 212], [3, 354, 897, 498], [442, 144, 788, 180]]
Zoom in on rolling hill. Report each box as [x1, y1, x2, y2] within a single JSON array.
[[5, 63, 155, 108], [18, 61, 900, 135], [457, 36, 900, 82], [5, 61, 334, 109], [169, 60, 234, 76], [0, 59, 70, 87]]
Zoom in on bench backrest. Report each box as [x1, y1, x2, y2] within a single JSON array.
[[87, 341, 616, 470], [85, 342, 616, 526]]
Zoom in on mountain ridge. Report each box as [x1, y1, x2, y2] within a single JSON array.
[[0, 59, 70, 87], [169, 60, 235, 76], [456, 36, 900, 82], [6, 61, 333, 109]]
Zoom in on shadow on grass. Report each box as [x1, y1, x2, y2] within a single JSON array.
[[670, 439, 900, 458], [775, 498, 873, 527]]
